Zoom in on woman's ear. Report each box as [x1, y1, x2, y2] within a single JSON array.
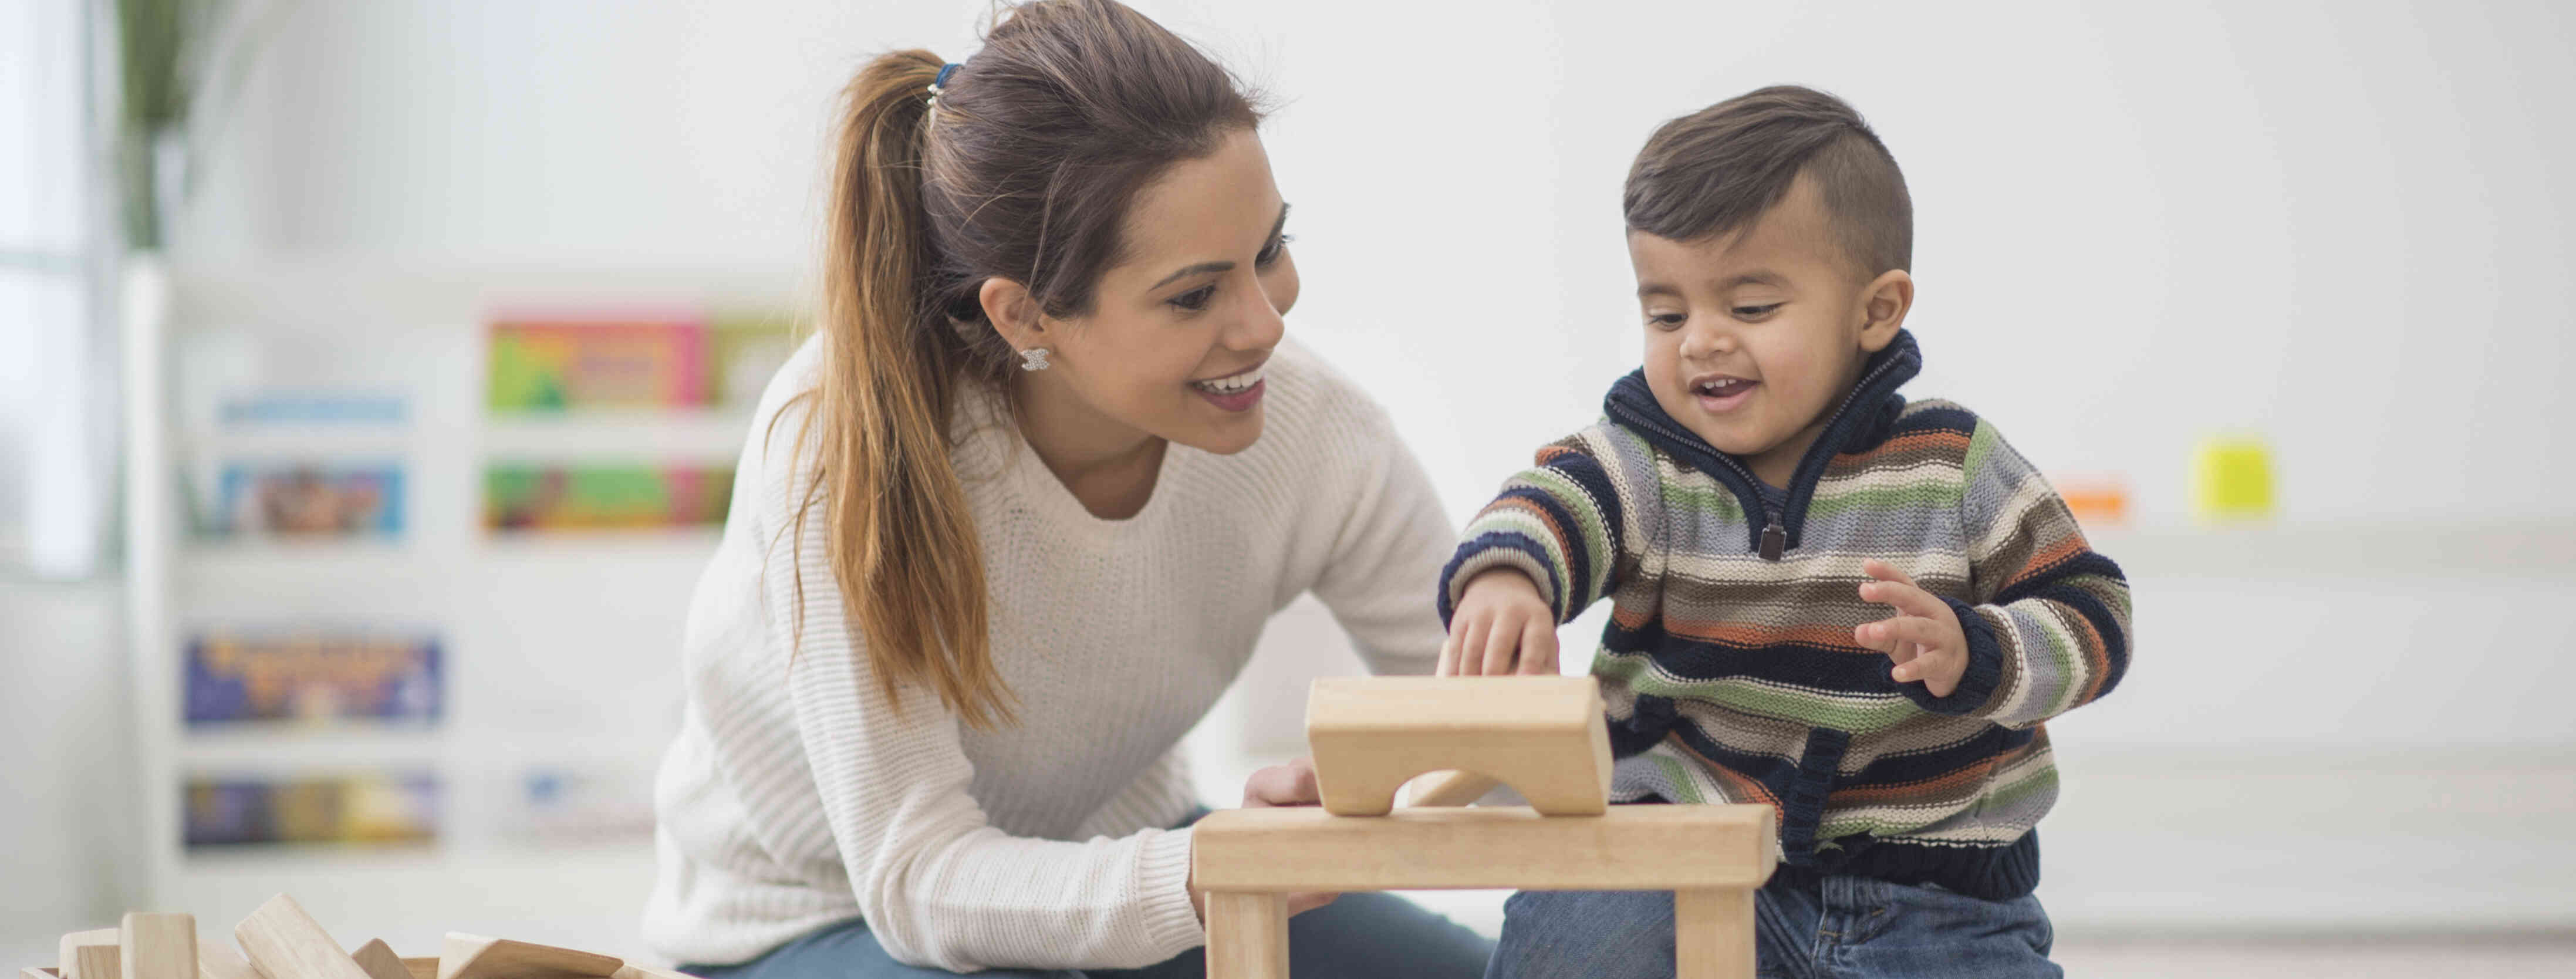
[[978, 277, 1049, 354], [1856, 269, 1915, 353]]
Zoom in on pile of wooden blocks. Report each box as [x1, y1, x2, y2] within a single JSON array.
[[35, 896, 687, 979]]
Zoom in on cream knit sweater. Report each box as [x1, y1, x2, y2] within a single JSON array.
[[640, 336, 1454, 972]]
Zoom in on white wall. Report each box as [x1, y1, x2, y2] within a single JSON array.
[[155, 0, 2576, 936]]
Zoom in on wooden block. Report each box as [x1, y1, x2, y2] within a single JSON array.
[[1674, 888, 1755, 979], [234, 894, 374, 979], [26, 968, 63, 979], [120, 914, 197, 979], [437, 935, 619, 979], [1201, 892, 1288, 979], [1306, 676, 1612, 816], [197, 943, 259, 979], [1191, 803, 1777, 892], [75, 947, 120, 979], [1400, 769, 1499, 808], [346, 943, 403, 979], [398, 961, 436, 979], [607, 967, 691, 979], [61, 929, 119, 979]]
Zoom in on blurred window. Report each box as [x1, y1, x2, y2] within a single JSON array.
[[0, 0, 110, 579]]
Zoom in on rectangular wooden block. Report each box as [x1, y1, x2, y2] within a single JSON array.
[[121, 914, 197, 979], [234, 894, 375, 979], [1307, 676, 1613, 816], [1191, 804, 1778, 892], [1201, 892, 1287, 979], [196, 943, 258, 979], [346, 943, 404, 979], [75, 947, 120, 979], [61, 929, 119, 979], [399, 960, 437, 979], [437, 935, 620, 979]]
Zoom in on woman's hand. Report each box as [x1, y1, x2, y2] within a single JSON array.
[[1190, 757, 1339, 921], [1440, 569, 1559, 676]]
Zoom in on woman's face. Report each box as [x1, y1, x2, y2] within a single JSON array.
[[1010, 127, 1297, 457]]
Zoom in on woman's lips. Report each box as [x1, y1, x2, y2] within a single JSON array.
[[1196, 379, 1264, 412]]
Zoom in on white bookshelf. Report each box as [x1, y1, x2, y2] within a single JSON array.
[[125, 259, 792, 956]]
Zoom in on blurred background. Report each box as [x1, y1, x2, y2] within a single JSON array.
[[3, 0, 2572, 975]]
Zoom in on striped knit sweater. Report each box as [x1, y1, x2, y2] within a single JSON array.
[[1437, 330, 2131, 900]]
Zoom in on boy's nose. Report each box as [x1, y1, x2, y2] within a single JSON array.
[[1681, 320, 1738, 359]]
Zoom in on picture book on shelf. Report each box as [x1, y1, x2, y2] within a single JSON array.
[[182, 771, 440, 849], [199, 461, 404, 539], [483, 463, 733, 532], [184, 630, 442, 727], [487, 312, 797, 413]]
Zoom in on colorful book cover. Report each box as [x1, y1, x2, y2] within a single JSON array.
[[203, 461, 404, 539], [488, 318, 709, 411], [483, 464, 733, 532], [182, 772, 440, 849], [184, 631, 442, 727]]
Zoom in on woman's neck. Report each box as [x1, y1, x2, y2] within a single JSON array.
[[1009, 372, 1167, 520]]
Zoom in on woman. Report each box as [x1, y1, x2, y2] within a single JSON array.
[[642, 2, 1493, 977]]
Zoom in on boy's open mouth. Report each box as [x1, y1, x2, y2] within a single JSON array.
[[1692, 374, 1758, 411]]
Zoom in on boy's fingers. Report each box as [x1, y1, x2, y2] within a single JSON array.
[[1481, 613, 1521, 676], [1860, 578, 1947, 621], [1517, 619, 1559, 676], [1456, 616, 1491, 676], [1438, 624, 1463, 677], [1861, 558, 1918, 588], [1859, 616, 1946, 656]]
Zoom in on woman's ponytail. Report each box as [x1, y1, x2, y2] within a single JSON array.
[[789, 49, 1012, 728]]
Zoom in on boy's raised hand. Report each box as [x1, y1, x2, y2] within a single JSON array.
[[1853, 558, 1969, 697], [1440, 569, 1560, 676]]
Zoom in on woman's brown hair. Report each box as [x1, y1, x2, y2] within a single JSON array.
[[787, 0, 1261, 728]]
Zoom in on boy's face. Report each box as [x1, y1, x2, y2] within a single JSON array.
[[1629, 175, 1909, 487]]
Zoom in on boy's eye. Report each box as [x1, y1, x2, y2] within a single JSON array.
[[1256, 233, 1294, 267], [1170, 285, 1217, 312], [1646, 312, 1687, 330], [1732, 303, 1782, 319]]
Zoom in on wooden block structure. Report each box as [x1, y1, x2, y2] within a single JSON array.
[[1195, 676, 1778, 979], [59, 930, 118, 979], [29, 896, 698, 979], [1306, 676, 1613, 816], [119, 914, 195, 979]]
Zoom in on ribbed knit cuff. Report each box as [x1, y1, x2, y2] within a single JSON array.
[[1438, 536, 1566, 626], [1896, 599, 2007, 715], [1135, 826, 1206, 958]]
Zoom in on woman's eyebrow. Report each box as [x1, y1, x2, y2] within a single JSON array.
[[1147, 202, 1292, 291]]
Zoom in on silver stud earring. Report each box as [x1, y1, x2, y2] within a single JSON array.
[[1019, 347, 1051, 372]]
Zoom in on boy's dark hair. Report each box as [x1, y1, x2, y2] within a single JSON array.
[[1624, 85, 1911, 278]]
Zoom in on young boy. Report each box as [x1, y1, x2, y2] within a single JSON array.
[[1437, 86, 2132, 978]]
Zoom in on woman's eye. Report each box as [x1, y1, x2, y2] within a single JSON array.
[[1170, 285, 1216, 312], [1256, 233, 1295, 267], [1732, 303, 1782, 319]]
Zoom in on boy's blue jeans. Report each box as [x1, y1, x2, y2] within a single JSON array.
[[1487, 869, 2059, 979]]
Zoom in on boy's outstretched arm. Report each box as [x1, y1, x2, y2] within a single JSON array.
[[1437, 424, 1662, 676], [1859, 419, 2133, 728]]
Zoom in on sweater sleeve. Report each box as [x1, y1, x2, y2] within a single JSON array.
[[759, 398, 1203, 972], [1900, 418, 2134, 728], [1306, 406, 1457, 677], [1439, 422, 1663, 626]]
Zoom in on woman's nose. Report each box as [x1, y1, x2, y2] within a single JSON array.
[[1233, 276, 1287, 350]]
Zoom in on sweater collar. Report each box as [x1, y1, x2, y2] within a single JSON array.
[[1602, 329, 1923, 555]]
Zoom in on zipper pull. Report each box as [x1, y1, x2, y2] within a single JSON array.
[[1760, 514, 1786, 561]]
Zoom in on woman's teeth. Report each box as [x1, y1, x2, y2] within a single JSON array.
[[1193, 366, 1264, 394]]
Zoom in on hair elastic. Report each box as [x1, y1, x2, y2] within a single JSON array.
[[927, 63, 962, 109]]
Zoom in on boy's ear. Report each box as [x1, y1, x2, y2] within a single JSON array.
[[1856, 269, 1914, 353], [978, 276, 1051, 352]]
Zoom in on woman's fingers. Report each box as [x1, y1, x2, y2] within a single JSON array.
[[1241, 757, 1321, 808]]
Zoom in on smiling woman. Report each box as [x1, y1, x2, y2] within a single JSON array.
[[639, 1, 1492, 977]]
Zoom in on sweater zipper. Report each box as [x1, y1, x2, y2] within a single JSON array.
[[1608, 353, 1906, 562]]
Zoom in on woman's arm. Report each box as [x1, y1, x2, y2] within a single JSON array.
[[1305, 405, 1457, 676]]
